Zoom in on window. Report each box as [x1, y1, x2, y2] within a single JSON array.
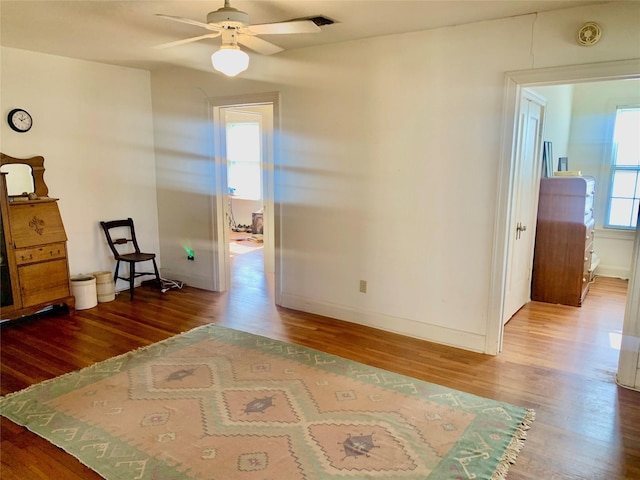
[[606, 107, 640, 229], [226, 122, 261, 200]]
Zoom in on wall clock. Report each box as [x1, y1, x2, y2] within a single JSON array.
[[7, 108, 33, 133]]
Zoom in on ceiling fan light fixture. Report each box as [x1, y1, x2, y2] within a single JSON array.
[[211, 44, 249, 76]]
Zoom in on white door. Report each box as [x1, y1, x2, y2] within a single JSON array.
[[503, 90, 546, 323]]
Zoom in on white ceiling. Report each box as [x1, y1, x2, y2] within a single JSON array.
[[0, 1, 611, 73]]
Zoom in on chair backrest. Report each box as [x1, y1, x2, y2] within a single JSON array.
[[100, 218, 141, 260]]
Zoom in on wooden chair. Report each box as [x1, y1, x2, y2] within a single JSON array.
[[99, 218, 161, 300]]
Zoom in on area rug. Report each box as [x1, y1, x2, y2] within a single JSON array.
[[0, 324, 533, 479]]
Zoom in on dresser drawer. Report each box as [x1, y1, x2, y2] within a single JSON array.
[[585, 220, 595, 245], [18, 258, 71, 308], [15, 242, 66, 265], [583, 248, 593, 279], [584, 190, 595, 222]]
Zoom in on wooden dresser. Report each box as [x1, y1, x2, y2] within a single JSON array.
[[0, 154, 74, 321], [532, 176, 596, 307]]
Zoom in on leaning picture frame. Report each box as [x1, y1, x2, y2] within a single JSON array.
[[557, 156, 568, 172], [542, 141, 553, 178]]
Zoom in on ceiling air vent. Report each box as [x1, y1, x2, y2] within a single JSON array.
[[306, 16, 335, 27], [577, 22, 602, 46]]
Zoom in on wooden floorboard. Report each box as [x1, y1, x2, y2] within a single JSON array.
[[1, 246, 639, 479]]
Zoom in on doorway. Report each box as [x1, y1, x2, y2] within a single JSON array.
[[224, 107, 268, 288], [211, 93, 279, 301], [486, 59, 640, 356]]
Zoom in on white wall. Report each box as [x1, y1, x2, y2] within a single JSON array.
[[151, 2, 640, 353], [533, 84, 573, 162], [231, 199, 262, 228], [0, 48, 159, 291]]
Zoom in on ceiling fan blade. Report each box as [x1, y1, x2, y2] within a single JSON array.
[[156, 14, 220, 32], [237, 34, 284, 55], [243, 20, 321, 35], [155, 33, 221, 49]]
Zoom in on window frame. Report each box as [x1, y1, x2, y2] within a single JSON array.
[[605, 105, 640, 230]]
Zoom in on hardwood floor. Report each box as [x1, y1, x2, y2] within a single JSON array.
[[1, 246, 639, 479]]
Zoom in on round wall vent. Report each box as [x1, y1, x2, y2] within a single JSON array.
[[577, 22, 602, 46]]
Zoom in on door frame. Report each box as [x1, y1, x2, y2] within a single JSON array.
[[486, 59, 640, 355], [210, 92, 281, 303]]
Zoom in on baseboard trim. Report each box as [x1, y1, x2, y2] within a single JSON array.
[[594, 266, 631, 280], [160, 269, 215, 291], [279, 293, 487, 353]]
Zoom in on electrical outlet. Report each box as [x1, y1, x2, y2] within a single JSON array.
[[359, 280, 367, 293]]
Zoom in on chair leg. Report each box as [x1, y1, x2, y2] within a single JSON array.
[[129, 262, 135, 300], [113, 261, 120, 284], [152, 259, 162, 290]]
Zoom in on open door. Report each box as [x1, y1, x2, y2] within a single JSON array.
[[502, 89, 546, 323]]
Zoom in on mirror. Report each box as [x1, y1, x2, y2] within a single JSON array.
[[0, 153, 49, 198], [0, 164, 35, 196]]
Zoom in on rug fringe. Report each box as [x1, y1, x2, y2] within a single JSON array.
[[490, 408, 535, 480]]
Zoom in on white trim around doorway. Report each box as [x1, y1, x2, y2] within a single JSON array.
[[487, 58, 640, 356], [209, 92, 282, 304]]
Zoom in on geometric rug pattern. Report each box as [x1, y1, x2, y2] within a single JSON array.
[[0, 324, 533, 479]]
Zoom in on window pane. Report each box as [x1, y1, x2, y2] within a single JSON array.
[[609, 198, 636, 227], [226, 122, 261, 200], [607, 107, 640, 228], [229, 163, 261, 199], [613, 109, 640, 167], [611, 171, 639, 198], [227, 123, 260, 162]]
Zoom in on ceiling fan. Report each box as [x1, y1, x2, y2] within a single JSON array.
[[156, 0, 322, 76]]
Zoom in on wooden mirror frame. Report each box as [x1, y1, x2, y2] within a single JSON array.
[[0, 152, 49, 198]]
